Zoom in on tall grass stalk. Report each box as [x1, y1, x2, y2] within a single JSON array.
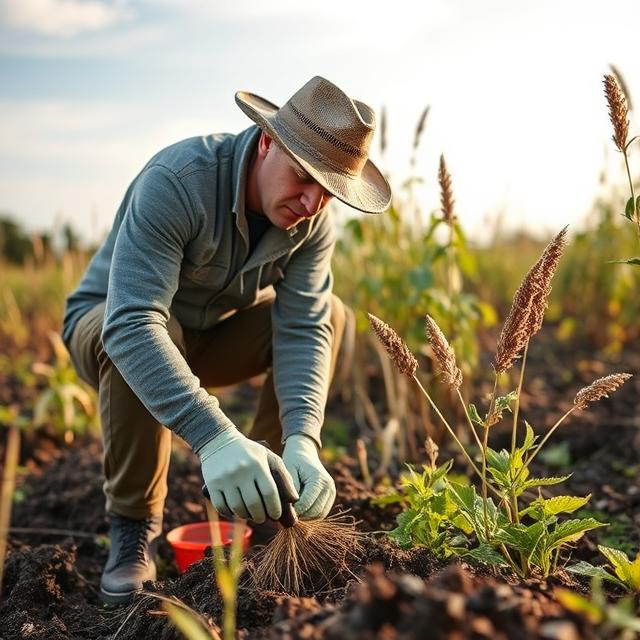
[[0, 422, 20, 600], [603, 72, 640, 248], [205, 505, 245, 640]]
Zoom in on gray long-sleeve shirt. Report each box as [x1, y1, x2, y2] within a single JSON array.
[[63, 125, 335, 453]]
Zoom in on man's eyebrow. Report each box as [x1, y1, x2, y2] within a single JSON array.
[[291, 160, 312, 180]]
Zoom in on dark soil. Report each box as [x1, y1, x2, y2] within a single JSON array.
[[2, 328, 640, 638]]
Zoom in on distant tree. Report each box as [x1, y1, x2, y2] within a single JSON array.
[[62, 223, 80, 253], [0, 216, 33, 265]]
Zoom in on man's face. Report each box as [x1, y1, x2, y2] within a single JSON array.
[[256, 136, 333, 230]]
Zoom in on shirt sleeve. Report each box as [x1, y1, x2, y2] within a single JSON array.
[[101, 164, 237, 454], [272, 213, 336, 448]]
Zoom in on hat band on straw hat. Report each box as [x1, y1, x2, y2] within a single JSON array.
[[274, 110, 363, 178]]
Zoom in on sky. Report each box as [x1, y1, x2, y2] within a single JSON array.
[[1, 0, 639, 246]]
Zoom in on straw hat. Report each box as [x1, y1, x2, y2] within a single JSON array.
[[235, 76, 391, 214]]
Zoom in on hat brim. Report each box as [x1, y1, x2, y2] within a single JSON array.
[[235, 90, 391, 214]]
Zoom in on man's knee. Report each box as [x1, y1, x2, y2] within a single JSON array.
[[68, 303, 187, 388]]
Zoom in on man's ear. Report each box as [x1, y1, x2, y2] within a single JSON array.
[[257, 131, 274, 159]]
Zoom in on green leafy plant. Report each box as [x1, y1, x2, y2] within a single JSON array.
[[31, 331, 96, 442], [569, 545, 640, 592], [164, 600, 219, 640], [333, 112, 494, 471], [205, 505, 245, 640], [556, 577, 640, 640], [368, 228, 632, 578], [372, 439, 470, 558]]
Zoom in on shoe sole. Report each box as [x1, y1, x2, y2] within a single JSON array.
[[99, 586, 141, 605]]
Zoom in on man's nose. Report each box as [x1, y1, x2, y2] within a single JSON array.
[[300, 183, 325, 217]]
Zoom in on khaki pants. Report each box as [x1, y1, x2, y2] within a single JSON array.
[[68, 293, 346, 519]]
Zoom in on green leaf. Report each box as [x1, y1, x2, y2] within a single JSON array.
[[468, 403, 483, 426], [520, 495, 591, 520], [598, 545, 629, 572], [521, 474, 571, 490], [485, 448, 510, 475], [164, 602, 215, 640], [554, 588, 604, 625], [465, 543, 507, 567], [625, 196, 635, 220], [547, 518, 606, 550], [371, 491, 404, 506], [431, 460, 453, 487], [598, 545, 640, 590], [494, 522, 544, 553], [522, 421, 537, 452], [567, 561, 625, 587], [494, 390, 518, 415], [487, 466, 511, 489], [636, 195, 640, 217], [608, 257, 640, 265]]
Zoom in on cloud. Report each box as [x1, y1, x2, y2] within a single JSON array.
[[0, 0, 132, 37]]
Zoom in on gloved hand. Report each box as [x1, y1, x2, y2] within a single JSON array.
[[282, 434, 336, 520], [199, 429, 298, 523]]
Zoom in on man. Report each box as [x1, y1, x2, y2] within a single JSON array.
[[62, 76, 391, 604]]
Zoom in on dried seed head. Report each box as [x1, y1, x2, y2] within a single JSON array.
[[424, 437, 439, 468], [493, 227, 568, 374], [368, 313, 418, 377], [609, 65, 633, 112], [379, 105, 387, 156], [425, 315, 462, 389], [412, 105, 430, 152], [574, 373, 632, 410], [438, 155, 456, 225], [603, 74, 630, 153], [526, 226, 568, 335]]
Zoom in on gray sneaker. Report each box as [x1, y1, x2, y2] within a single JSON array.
[[99, 513, 163, 605]]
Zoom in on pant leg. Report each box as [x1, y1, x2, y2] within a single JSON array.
[[190, 293, 347, 456], [67, 302, 187, 519]]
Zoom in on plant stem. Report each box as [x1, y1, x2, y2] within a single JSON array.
[[481, 424, 490, 540], [507, 342, 528, 526], [512, 407, 576, 485], [487, 376, 499, 421], [479, 376, 499, 540], [0, 424, 20, 601], [622, 149, 640, 244], [511, 341, 529, 455], [412, 376, 502, 502], [510, 494, 520, 525], [455, 388, 483, 451], [499, 543, 523, 578], [447, 219, 455, 338]]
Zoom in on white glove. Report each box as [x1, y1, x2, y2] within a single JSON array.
[[282, 434, 336, 520], [199, 429, 298, 523]]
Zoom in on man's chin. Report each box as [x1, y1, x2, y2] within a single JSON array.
[[278, 206, 304, 229]]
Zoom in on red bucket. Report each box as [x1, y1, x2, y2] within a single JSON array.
[[166, 521, 253, 573]]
